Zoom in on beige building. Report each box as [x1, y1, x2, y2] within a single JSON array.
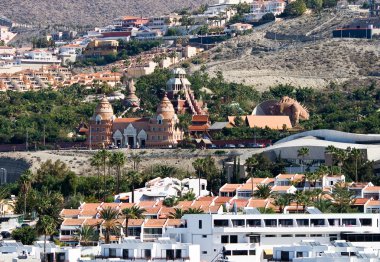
[[86, 92, 183, 148]]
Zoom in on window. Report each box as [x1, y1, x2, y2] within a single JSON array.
[[175, 249, 182, 259], [249, 250, 256, 256], [199, 220, 202, 229], [221, 235, 229, 244], [295, 234, 307, 237], [232, 220, 245, 227], [144, 249, 151, 259], [109, 248, 117, 258], [202, 235, 207, 238], [296, 252, 303, 258], [281, 234, 292, 237], [214, 219, 229, 227], [122, 249, 130, 259], [202, 251, 207, 254], [230, 235, 238, 243], [61, 230, 71, 235], [249, 235, 260, 243], [232, 250, 248, 256], [166, 249, 175, 260]]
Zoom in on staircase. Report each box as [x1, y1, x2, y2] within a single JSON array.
[[184, 87, 203, 115]]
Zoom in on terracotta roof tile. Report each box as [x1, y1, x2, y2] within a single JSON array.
[[220, 184, 241, 193], [144, 219, 167, 228], [352, 198, 370, 205], [62, 218, 85, 226], [166, 219, 183, 227], [119, 203, 135, 210], [363, 187, 380, 192], [271, 186, 293, 191], [247, 199, 268, 208], [137, 201, 157, 208], [366, 200, 380, 206], [84, 218, 103, 226], [246, 115, 292, 130], [143, 207, 161, 215], [246, 178, 268, 184], [128, 219, 144, 227], [197, 196, 216, 201], [238, 183, 257, 191], [191, 201, 212, 208], [208, 205, 223, 213], [79, 209, 98, 217], [175, 201, 193, 208], [214, 196, 232, 204], [80, 203, 101, 211], [60, 209, 81, 217], [192, 115, 209, 122], [230, 199, 249, 208]]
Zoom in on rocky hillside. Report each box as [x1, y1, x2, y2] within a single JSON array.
[[0, 0, 211, 27]]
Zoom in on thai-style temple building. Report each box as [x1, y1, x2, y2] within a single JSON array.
[[166, 68, 208, 116], [85, 93, 183, 149]]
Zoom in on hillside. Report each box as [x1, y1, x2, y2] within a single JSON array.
[[203, 11, 380, 90], [0, 0, 210, 27]]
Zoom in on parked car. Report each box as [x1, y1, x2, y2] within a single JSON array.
[[237, 144, 245, 148], [247, 143, 264, 148], [1, 231, 11, 239], [224, 144, 236, 148], [208, 144, 218, 149]]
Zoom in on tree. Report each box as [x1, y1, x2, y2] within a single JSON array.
[[122, 206, 145, 236], [168, 51, 178, 64], [76, 225, 98, 246], [125, 170, 141, 203], [284, 0, 307, 16], [130, 153, 142, 171], [90, 153, 102, 200], [11, 227, 37, 245], [257, 207, 275, 214], [18, 170, 33, 216], [349, 148, 362, 182], [307, 0, 323, 12], [169, 208, 186, 219], [37, 215, 57, 262], [273, 193, 293, 213], [109, 152, 127, 194], [297, 147, 309, 173], [99, 207, 120, 244], [163, 196, 179, 207], [95, 149, 111, 201], [186, 207, 205, 214], [314, 199, 333, 213], [253, 184, 271, 199], [332, 183, 356, 213]]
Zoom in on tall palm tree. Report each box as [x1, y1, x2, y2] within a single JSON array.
[[96, 149, 111, 201], [334, 149, 348, 175], [90, 153, 102, 200], [245, 156, 259, 196], [18, 170, 33, 216], [325, 145, 337, 171], [76, 225, 98, 246], [314, 199, 333, 213], [125, 170, 141, 203], [350, 148, 362, 182], [36, 215, 56, 262], [109, 152, 127, 194], [130, 153, 142, 171], [253, 184, 271, 199], [122, 206, 145, 236], [297, 147, 309, 173], [332, 182, 355, 213], [293, 191, 304, 214], [169, 208, 186, 219], [99, 207, 120, 244]]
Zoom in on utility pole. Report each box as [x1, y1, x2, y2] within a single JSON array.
[[89, 126, 92, 150]]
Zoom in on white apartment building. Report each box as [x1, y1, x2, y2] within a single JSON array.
[[273, 240, 380, 262], [164, 212, 380, 262], [0, 26, 17, 44], [81, 238, 200, 262], [116, 177, 209, 203]]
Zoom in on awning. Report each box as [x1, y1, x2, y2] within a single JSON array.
[[264, 249, 273, 255]]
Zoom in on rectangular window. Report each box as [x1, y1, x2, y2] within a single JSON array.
[[109, 248, 117, 258], [199, 220, 202, 229], [232, 250, 248, 256], [221, 235, 229, 244], [202, 251, 207, 254], [175, 249, 182, 259], [202, 235, 207, 238], [230, 235, 238, 243], [249, 250, 256, 256], [144, 249, 151, 259]]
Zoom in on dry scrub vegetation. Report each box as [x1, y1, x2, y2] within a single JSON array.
[[0, 0, 210, 27], [204, 11, 380, 90]]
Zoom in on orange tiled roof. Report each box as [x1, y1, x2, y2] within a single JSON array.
[[166, 219, 182, 227], [143, 207, 161, 215], [119, 203, 135, 210], [363, 186, 380, 192], [246, 178, 268, 184], [188, 124, 210, 132], [60, 209, 81, 217], [62, 218, 85, 226], [238, 183, 257, 191], [352, 198, 370, 205], [113, 118, 145, 123], [246, 115, 292, 130], [197, 196, 216, 201], [84, 218, 103, 226], [208, 204, 222, 213], [271, 186, 292, 191], [214, 196, 232, 204], [192, 115, 209, 122], [144, 219, 167, 228], [247, 199, 268, 208], [220, 184, 241, 193], [277, 174, 296, 180], [230, 199, 248, 208], [192, 200, 212, 208], [81, 203, 101, 211], [137, 201, 157, 208], [176, 201, 194, 208], [366, 200, 380, 206], [128, 219, 144, 226], [101, 203, 120, 209]]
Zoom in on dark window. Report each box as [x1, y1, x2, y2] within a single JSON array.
[[230, 235, 238, 243], [232, 219, 245, 227], [199, 220, 202, 229], [144, 249, 151, 259], [221, 235, 229, 243], [214, 220, 229, 227], [175, 249, 182, 259], [264, 219, 277, 227], [109, 248, 117, 258], [296, 219, 309, 226], [296, 252, 303, 258], [247, 219, 261, 227], [282, 234, 292, 237], [249, 250, 256, 256], [249, 235, 260, 243], [122, 249, 129, 259], [202, 251, 207, 254], [232, 250, 248, 256], [360, 219, 372, 226], [295, 234, 307, 237], [202, 235, 207, 238], [166, 249, 174, 260]]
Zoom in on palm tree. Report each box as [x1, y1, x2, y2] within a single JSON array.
[[293, 191, 304, 213], [76, 225, 98, 246], [257, 207, 275, 214], [125, 170, 141, 203], [350, 148, 362, 182], [36, 215, 56, 262], [334, 149, 348, 175], [169, 208, 186, 219], [332, 182, 355, 213], [314, 199, 333, 213], [245, 156, 259, 196], [122, 206, 145, 236], [253, 184, 271, 199], [325, 145, 337, 171], [273, 193, 293, 214], [130, 153, 142, 171], [297, 147, 309, 173], [168, 51, 177, 64], [163, 196, 179, 207], [18, 170, 33, 216], [186, 207, 205, 214], [109, 152, 127, 194], [110, 67, 119, 88], [90, 153, 102, 200], [96, 149, 111, 201], [0, 186, 10, 217], [99, 207, 120, 244]]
